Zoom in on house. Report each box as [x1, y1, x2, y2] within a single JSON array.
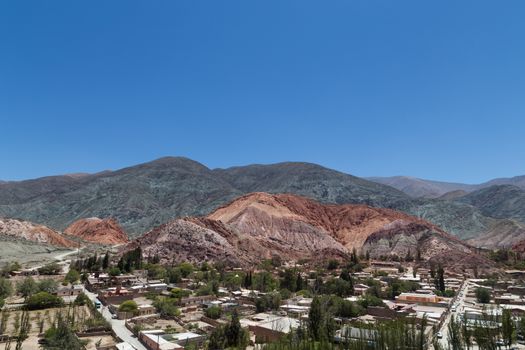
[[241, 313, 300, 342], [139, 330, 205, 350], [396, 293, 440, 304], [353, 284, 370, 296], [56, 284, 83, 297]]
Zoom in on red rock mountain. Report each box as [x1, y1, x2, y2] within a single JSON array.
[[0, 217, 75, 248], [126, 193, 490, 269], [65, 218, 128, 245]]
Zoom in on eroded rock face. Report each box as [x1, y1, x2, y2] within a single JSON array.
[[0, 218, 75, 247], [64, 218, 128, 245], [124, 192, 487, 269]]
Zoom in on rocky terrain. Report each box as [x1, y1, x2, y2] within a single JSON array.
[[1, 157, 525, 249], [367, 176, 476, 198], [125, 193, 488, 269], [369, 174, 525, 198], [0, 217, 75, 248], [0, 157, 411, 237], [458, 185, 525, 224], [64, 217, 129, 245]]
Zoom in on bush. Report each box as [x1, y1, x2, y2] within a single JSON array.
[[37, 279, 59, 294], [108, 267, 121, 276], [17, 277, 38, 297], [327, 260, 339, 270], [118, 300, 138, 313], [205, 305, 222, 319], [64, 269, 80, 284], [153, 297, 180, 317], [0, 277, 12, 299], [37, 263, 62, 275], [26, 292, 64, 310], [476, 287, 491, 304], [74, 292, 92, 307]]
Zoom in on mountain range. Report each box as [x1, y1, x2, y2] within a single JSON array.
[[2, 156, 525, 250], [368, 175, 525, 199], [124, 192, 491, 270]]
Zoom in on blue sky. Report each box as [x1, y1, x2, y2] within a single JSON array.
[[1, 1, 524, 183]]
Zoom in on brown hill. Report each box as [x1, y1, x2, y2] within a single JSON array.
[[0, 217, 75, 248], [127, 193, 488, 269], [65, 218, 128, 245]]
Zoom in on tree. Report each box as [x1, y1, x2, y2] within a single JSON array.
[[152, 297, 180, 317], [14, 310, 30, 350], [475, 288, 491, 303], [64, 269, 80, 284], [327, 260, 339, 270], [102, 252, 110, 270], [436, 265, 445, 293], [118, 300, 138, 314], [0, 277, 12, 299], [42, 313, 85, 350], [37, 262, 62, 275], [25, 292, 63, 310], [178, 262, 194, 278], [225, 309, 247, 349], [37, 279, 58, 294], [204, 305, 222, 319], [461, 312, 473, 349], [73, 292, 92, 307], [447, 315, 464, 350], [16, 277, 38, 298], [108, 267, 121, 276], [502, 309, 515, 348], [308, 296, 323, 341]]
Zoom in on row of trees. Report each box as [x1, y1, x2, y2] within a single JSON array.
[[443, 308, 520, 350]]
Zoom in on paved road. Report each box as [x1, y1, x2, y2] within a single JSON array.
[[437, 279, 469, 349], [82, 288, 145, 350]]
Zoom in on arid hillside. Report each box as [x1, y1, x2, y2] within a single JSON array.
[[125, 193, 489, 269], [64, 217, 129, 245], [0, 217, 75, 248]]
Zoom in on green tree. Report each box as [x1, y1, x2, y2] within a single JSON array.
[[64, 269, 80, 284], [308, 296, 323, 341], [108, 266, 121, 276], [0, 277, 12, 299], [225, 309, 247, 349], [178, 262, 194, 278], [204, 305, 222, 319], [37, 262, 62, 275], [475, 288, 491, 303], [152, 297, 180, 317], [447, 315, 464, 350], [73, 292, 92, 307], [37, 279, 58, 294], [17, 277, 38, 298], [25, 292, 64, 310], [118, 300, 138, 314], [42, 313, 85, 350], [102, 252, 110, 270], [502, 309, 515, 348]]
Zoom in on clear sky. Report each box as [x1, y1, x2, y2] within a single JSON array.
[[1, 1, 524, 183]]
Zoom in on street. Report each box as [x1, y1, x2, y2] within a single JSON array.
[[436, 279, 469, 349], [82, 287, 146, 350]]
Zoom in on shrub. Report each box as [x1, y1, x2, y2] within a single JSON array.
[[37, 263, 62, 275], [118, 300, 138, 313], [74, 292, 92, 307], [153, 297, 180, 317], [476, 288, 491, 304], [26, 292, 64, 310], [205, 305, 222, 319]]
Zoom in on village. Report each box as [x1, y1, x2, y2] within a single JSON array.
[[1, 248, 525, 350]]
